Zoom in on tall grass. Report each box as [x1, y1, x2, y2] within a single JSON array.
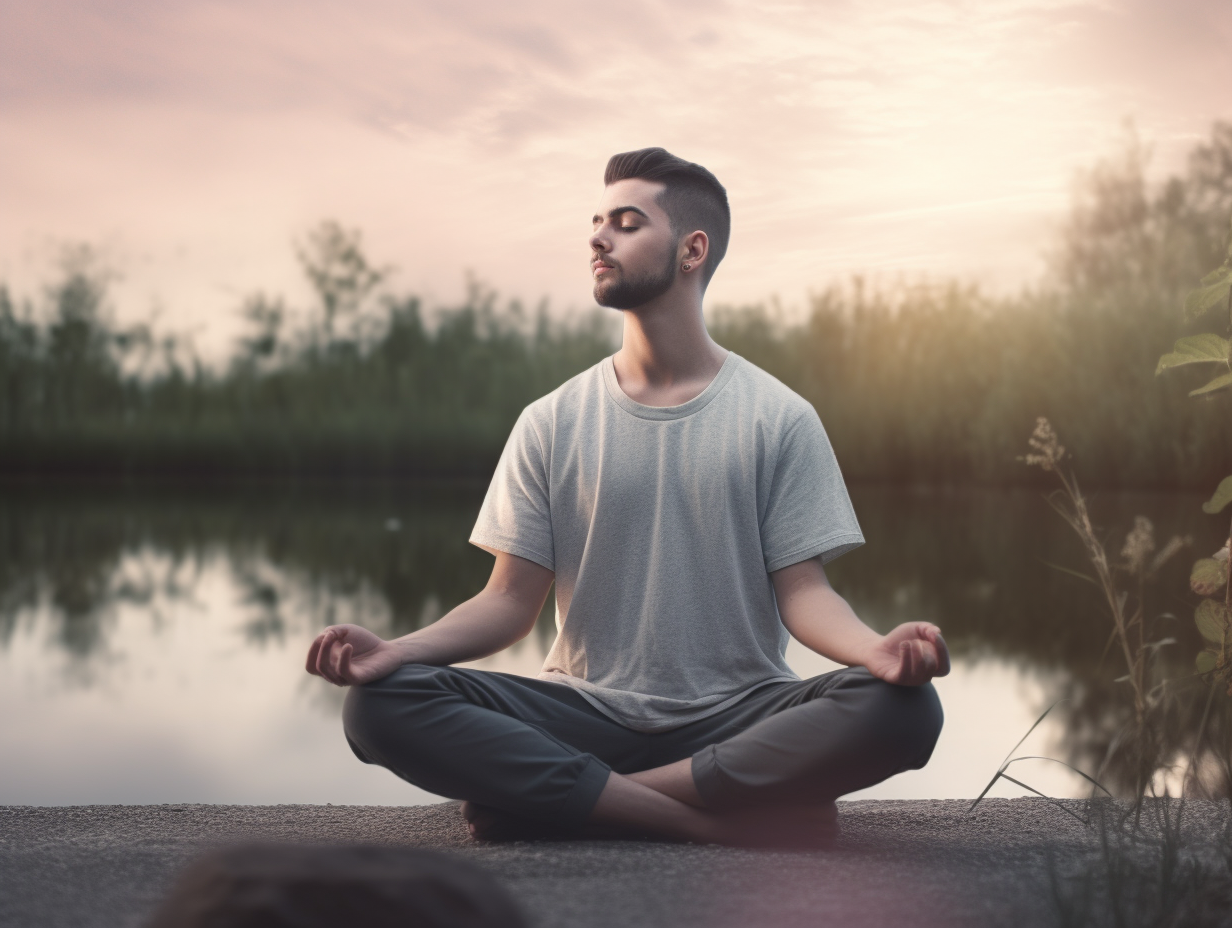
[[2, 123, 1231, 485], [713, 126, 1232, 488]]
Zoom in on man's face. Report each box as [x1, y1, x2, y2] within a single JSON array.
[[589, 178, 679, 310]]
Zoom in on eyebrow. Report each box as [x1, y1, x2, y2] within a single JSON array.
[[592, 205, 650, 223]]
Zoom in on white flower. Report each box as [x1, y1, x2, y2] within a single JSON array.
[[1018, 417, 1065, 472], [1121, 516, 1155, 576]]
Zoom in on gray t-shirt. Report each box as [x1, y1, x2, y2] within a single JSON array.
[[469, 351, 864, 732]]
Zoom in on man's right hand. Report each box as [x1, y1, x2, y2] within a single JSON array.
[[306, 624, 404, 687], [304, 552, 553, 686]]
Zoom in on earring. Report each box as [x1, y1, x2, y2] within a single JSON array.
[[682, 263, 691, 270]]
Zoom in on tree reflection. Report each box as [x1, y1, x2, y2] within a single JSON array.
[[0, 481, 546, 660], [0, 482, 1223, 795]]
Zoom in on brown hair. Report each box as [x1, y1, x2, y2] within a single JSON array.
[[145, 843, 528, 928], [604, 147, 731, 285]]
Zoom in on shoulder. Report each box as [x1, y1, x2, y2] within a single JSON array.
[[518, 356, 608, 435], [726, 354, 818, 431]]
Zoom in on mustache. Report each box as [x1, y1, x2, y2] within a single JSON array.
[[590, 254, 619, 269]]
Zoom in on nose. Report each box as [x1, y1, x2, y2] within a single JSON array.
[[589, 225, 609, 255]]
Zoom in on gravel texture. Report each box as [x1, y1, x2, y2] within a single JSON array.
[[2, 799, 1229, 928]]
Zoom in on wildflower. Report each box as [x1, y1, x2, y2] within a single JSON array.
[[1121, 515, 1155, 576], [1148, 533, 1192, 575], [1018, 417, 1065, 472]]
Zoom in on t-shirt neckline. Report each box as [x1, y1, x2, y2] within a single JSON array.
[[601, 351, 741, 421]]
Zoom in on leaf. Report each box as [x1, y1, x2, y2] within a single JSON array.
[[1196, 649, 1218, 674], [1037, 558, 1098, 586], [968, 700, 1064, 814], [1201, 264, 1232, 287], [1191, 557, 1230, 595], [1002, 756, 1110, 796], [1195, 598, 1231, 644], [1201, 475, 1232, 514], [1183, 267, 1232, 321], [1190, 371, 1232, 397], [1143, 637, 1176, 654], [1156, 334, 1231, 374]]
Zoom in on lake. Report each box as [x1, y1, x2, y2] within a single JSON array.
[[0, 481, 1220, 807]]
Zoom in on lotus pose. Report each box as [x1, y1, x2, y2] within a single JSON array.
[[306, 148, 948, 847]]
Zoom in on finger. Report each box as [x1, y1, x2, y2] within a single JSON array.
[[314, 637, 333, 684], [899, 640, 915, 685], [909, 640, 928, 685], [338, 643, 354, 684], [326, 635, 349, 687], [305, 635, 323, 675], [916, 626, 949, 679], [934, 633, 952, 676], [317, 631, 343, 686], [326, 638, 342, 685], [313, 629, 333, 678]]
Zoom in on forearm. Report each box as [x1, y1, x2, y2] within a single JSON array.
[[771, 556, 949, 686], [390, 588, 539, 667], [780, 583, 882, 668]]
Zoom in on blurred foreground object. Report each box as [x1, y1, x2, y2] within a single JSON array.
[[144, 843, 527, 928]]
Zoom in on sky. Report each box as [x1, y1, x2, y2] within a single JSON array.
[[2, 0, 1231, 359]]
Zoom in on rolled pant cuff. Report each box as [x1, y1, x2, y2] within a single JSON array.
[[559, 755, 612, 831]]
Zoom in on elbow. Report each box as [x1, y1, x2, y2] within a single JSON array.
[[513, 608, 541, 642], [482, 588, 546, 646]]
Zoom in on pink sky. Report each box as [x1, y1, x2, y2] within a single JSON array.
[[2, 0, 1230, 359]]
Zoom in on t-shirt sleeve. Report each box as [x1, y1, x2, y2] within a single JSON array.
[[760, 407, 864, 572], [469, 408, 555, 572]]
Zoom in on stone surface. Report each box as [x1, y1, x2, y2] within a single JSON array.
[[1, 799, 1229, 928]]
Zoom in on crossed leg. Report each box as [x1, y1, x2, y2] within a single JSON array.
[[346, 664, 942, 848], [462, 758, 840, 846]]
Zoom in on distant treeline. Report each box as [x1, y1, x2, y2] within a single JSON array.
[[2, 124, 1231, 487]]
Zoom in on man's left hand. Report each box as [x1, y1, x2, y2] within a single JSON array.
[[864, 622, 950, 686]]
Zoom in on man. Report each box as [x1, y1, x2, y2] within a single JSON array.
[[306, 148, 947, 847]]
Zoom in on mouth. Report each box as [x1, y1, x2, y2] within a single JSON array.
[[591, 258, 615, 277]]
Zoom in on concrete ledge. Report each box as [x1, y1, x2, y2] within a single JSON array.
[[2, 799, 1228, 928]]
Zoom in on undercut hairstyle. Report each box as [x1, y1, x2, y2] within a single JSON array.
[[604, 147, 731, 286]]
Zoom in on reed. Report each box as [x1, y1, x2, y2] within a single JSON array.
[[2, 124, 1230, 485]]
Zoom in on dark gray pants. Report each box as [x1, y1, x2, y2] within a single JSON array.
[[343, 664, 943, 832]]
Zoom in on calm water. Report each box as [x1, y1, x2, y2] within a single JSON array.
[[0, 482, 1220, 806]]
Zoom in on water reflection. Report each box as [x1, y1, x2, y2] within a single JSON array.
[[0, 482, 1223, 804]]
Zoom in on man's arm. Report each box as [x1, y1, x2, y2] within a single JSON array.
[[305, 551, 554, 687], [771, 555, 950, 686]]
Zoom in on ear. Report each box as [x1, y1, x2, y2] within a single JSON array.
[[678, 230, 709, 276]]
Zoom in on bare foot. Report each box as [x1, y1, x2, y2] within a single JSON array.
[[460, 802, 578, 842], [460, 801, 657, 843], [711, 800, 840, 849]]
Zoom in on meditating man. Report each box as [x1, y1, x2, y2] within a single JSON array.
[[306, 147, 948, 847]]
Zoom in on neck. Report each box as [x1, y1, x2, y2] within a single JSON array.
[[611, 286, 728, 405]]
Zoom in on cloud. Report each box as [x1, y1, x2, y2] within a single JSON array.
[[1, 0, 1229, 359]]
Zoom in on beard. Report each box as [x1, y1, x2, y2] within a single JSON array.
[[593, 245, 678, 310]]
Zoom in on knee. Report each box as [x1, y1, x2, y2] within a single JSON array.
[[890, 681, 943, 767], [341, 681, 380, 751], [897, 681, 943, 766], [341, 663, 441, 759], [851, 672, 944, 768], [342, 681, 387, 762]]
